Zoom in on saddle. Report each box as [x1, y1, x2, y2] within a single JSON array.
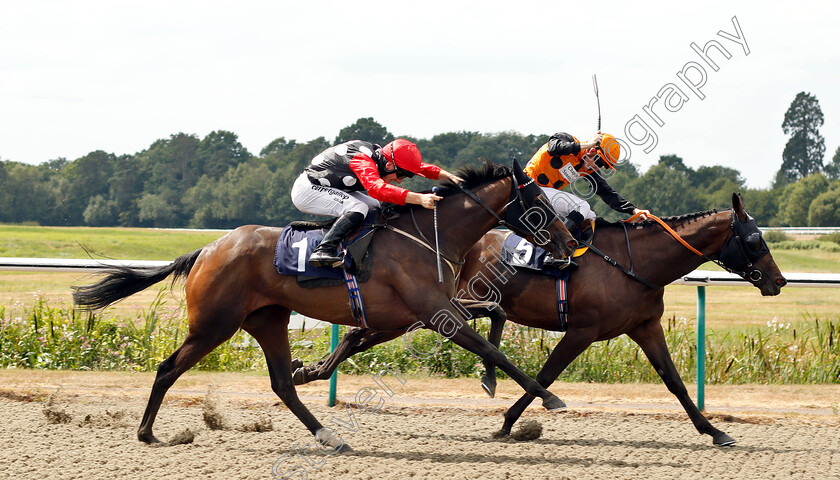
[[499, 220, 595, 271], [274, 211, 381, 288], [497, 221, 595, 332]]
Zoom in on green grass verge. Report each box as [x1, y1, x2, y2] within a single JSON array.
[[0, 225, 226, 260], [2, 297, 837, 383]]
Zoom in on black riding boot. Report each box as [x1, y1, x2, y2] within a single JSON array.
[[542, 211, 585, 270], [308, 212, 365, 268]]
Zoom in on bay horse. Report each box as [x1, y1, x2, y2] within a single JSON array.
[[72, 160, 577, 449], [291, 193, 786, 446]]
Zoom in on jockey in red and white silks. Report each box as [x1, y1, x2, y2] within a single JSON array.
[[291, 138, 462, 268]]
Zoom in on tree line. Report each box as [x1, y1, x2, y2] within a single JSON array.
[[1, 93, 837, 228]]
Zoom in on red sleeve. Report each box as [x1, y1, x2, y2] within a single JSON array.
[[349, 155, 410, 205], [417, 163, 441, 179]]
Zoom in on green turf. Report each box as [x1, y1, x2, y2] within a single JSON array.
[[0, 225, 227, 260]]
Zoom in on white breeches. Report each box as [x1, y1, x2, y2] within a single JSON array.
[[540, 186, 596, 221], [291, 173, 381, 217]]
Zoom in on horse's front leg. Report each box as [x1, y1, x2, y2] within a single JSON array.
[[244, 307, 351, 452], [437, 313, 566, 411], [496, 328, 595, 436], [627, 318, 736, 446], [292, 328, 405, 385]]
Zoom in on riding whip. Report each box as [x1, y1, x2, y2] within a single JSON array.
[[592, 74, 601, 131], [432, 186, 443, 283]]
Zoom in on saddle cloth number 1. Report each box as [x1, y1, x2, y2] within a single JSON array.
[[292, 238, 308, 272]]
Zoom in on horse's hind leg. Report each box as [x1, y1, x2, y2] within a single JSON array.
[[453, 300, 508, 398], [243, 306, 350, 452], [465, 303, 506, 398], [627, 318, 736, 446], [138, 312, 242, 444], [293, 328, 404, 385]]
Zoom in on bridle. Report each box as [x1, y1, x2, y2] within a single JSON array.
[[455, 174, 561, 243], [578, 209, 772, 289], [381, 171, 560, 279], [716, 210, 771, 284]]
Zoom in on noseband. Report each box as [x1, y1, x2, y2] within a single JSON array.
[[717, 211, 771, 283]]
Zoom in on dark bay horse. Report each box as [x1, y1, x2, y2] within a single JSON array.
[[72, 161, 576, 448], [292, 193, 786, 446]]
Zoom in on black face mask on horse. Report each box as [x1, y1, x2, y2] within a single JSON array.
[[718, 211, 771, 283]]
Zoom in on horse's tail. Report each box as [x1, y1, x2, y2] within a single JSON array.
[[72, 248, 203, 311]]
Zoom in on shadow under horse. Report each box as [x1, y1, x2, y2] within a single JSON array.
[[72, 160, 577, 449], [293, 193, 786, 446]]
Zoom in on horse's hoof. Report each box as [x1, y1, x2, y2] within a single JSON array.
[[542, 394, 566, 411], [492, 429, 511, 439], [713, 432, 737, 446], [290, 358, 304, 371], [292, 367, 307, 385], [138, 431, 161, 445], [315, 428, 351, 453], [335, 443, 353, 453], [480, 378, 496, 398]]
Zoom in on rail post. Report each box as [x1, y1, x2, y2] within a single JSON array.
[[328, 323, 339, 407], [696, 286, 706, 411]]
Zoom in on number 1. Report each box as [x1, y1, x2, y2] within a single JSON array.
[[292, 238, 308, 272]]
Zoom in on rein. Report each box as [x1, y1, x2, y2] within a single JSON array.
[[627, 211, 767, 282], [623, 211, 704, 256], [454, 174, 549, 239], [584, 211, 708, 289], [454, 182, 513, 225], [381, 171, 558, 282], [577, 212, 716, 290], [580, 210, 768, 289]]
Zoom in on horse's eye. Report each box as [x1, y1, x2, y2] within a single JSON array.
[[745, 232, 762, 250]]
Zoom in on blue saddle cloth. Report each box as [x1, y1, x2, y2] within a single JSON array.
[[274, 227, 344, 279], [273, 212, 377, 280], [500, 233, 571, 331], [500, 233, 552, 271]]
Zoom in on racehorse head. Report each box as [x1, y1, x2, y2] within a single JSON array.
[[718, 193, 786, 296], [433, 160, 576, 261], [502, 158, 576, 259]]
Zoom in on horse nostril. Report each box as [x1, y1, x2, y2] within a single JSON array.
[[567, 240, 577, 249], [776, 277, 787, 287]]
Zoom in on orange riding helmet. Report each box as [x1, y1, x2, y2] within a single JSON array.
[[595, 133, 620, 170]]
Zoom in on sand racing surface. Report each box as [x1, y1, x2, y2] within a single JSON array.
[[0, 370, 839, 480]]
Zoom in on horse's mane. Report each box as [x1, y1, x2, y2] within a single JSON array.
[[435, 161, 512, 196], [595, 209, 726, 229], [386, 161, 511, 214]]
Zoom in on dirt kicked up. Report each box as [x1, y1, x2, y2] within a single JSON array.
[[0, 371, 838, 480]]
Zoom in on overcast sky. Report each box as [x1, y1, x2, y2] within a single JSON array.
[[1, 0, 837, 188]]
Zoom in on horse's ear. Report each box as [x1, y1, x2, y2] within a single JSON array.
[[512, 158, 530, 186], [732, 192, 747, 221]]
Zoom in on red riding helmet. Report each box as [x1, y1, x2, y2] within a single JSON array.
[[382, 139, 422, 178]]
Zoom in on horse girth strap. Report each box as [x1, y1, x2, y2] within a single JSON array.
[[383, 224, 460, 278], [623, 212, 705, 257]]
